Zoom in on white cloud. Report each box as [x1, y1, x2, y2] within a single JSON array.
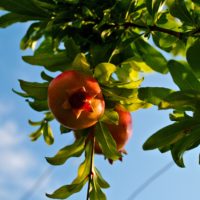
[[0, 120, 49, 200]]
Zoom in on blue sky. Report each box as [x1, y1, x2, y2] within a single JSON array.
[[1, 22, 200, 200]]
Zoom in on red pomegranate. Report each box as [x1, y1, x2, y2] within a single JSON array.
[[48, 70, 105, 130]]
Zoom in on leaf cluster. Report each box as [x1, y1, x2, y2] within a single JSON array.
[[140, 60, 200, 167]]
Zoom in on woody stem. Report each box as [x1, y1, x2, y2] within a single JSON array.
[[86, 135, 95, 200]]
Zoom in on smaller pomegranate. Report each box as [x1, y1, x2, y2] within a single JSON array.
[[74, 105, 132, 162], [48, 70, 105, 130], [95, 105, 132, 155]]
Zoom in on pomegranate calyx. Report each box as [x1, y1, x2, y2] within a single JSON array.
[[62, 87, 95, 118]]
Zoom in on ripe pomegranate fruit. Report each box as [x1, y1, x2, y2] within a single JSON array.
[[95, 105, 132, 155], [48, 70, 105, 130]]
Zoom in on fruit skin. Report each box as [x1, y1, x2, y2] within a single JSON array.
[[48, 70, 105, 130], [95, 105, 132, 154]]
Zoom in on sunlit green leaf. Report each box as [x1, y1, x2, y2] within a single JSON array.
[[28, 119, 43, 126], [94, 63, 116, 84], [95, 122, 121, 161], [20, 22, 44, 50], [94, 167, 110, 189], [46, 136, 86, 165], [46, 140, 92, 198], [170, 0, 194, 25], [134, 38, 168, 74], [43, 122, 54, 145], [29, 125, 43, 141], [90, 179, 107, 200], [46, 180, 87, 199], [71, 53, 90, 72], [100, 109, 119, 125], [146, 0, 165, 18], [169, 110, 191, 121], [108, 79, 143, 89]]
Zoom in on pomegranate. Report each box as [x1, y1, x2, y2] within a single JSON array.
[[95, 105, 132, 155], [48, 70, 105, 130]]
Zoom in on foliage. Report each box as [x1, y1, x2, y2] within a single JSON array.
[[1, 0, 200, 199]]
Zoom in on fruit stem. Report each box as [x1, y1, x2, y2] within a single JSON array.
[[86, 135, 95, 200]]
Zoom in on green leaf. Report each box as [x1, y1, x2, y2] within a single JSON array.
[[20, 22, 44, 50], [108, 79, 143, 89], [192, 0, 200, 6], [169, 110, 191, 121], [102, 87, 137, 101], [90, 179, 107, 200], [159, 90, 200, 111], [170, 0, 194, 25], [22, 51, 73, 72], [171, 125, 200, 167], [186, 40, 200, 78], [12, 89, 29, 98], [19, 80, 48, 100], [146, 0, 165, 18], [28, 119, 43, 126], [46, 140, 92, 199], [95, 122, 121, 161], [168, 60, 200, 91], [138, 87, 174, 105], [46, 180, 87, 199], [143, 119, 200, 150], [94, 167, 110, 189], [63, 0, 79, 4], [0, 0, 50, 19], [71, 53, 90, 72], [116, 62, 140, 81], [134, 38, 168, 74], [94, 63, 116, 84], [40, 71, 53, 82], [26, 99, 49, 112], [43, 122, 54, 145], [46, 136, 86, 165], [29, 125, 43, 141], [0, 13, 36, 28], [100, 109, 119, 125], [63, 37, 80, 60]]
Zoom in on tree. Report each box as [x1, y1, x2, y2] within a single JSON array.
[[0, 0, 200, 199]]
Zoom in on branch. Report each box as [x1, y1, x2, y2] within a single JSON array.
[[86, 136, 95, 200], [101, 22, 200, 39]]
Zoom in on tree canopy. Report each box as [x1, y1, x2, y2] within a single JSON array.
[[0, 0, 200, 199]]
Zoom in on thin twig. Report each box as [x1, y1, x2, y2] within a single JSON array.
[[86, 136, 95, 200], [100, 22, 200, 39]]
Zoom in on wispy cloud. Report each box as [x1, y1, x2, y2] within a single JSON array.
[[0, 120, 48, 200]]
